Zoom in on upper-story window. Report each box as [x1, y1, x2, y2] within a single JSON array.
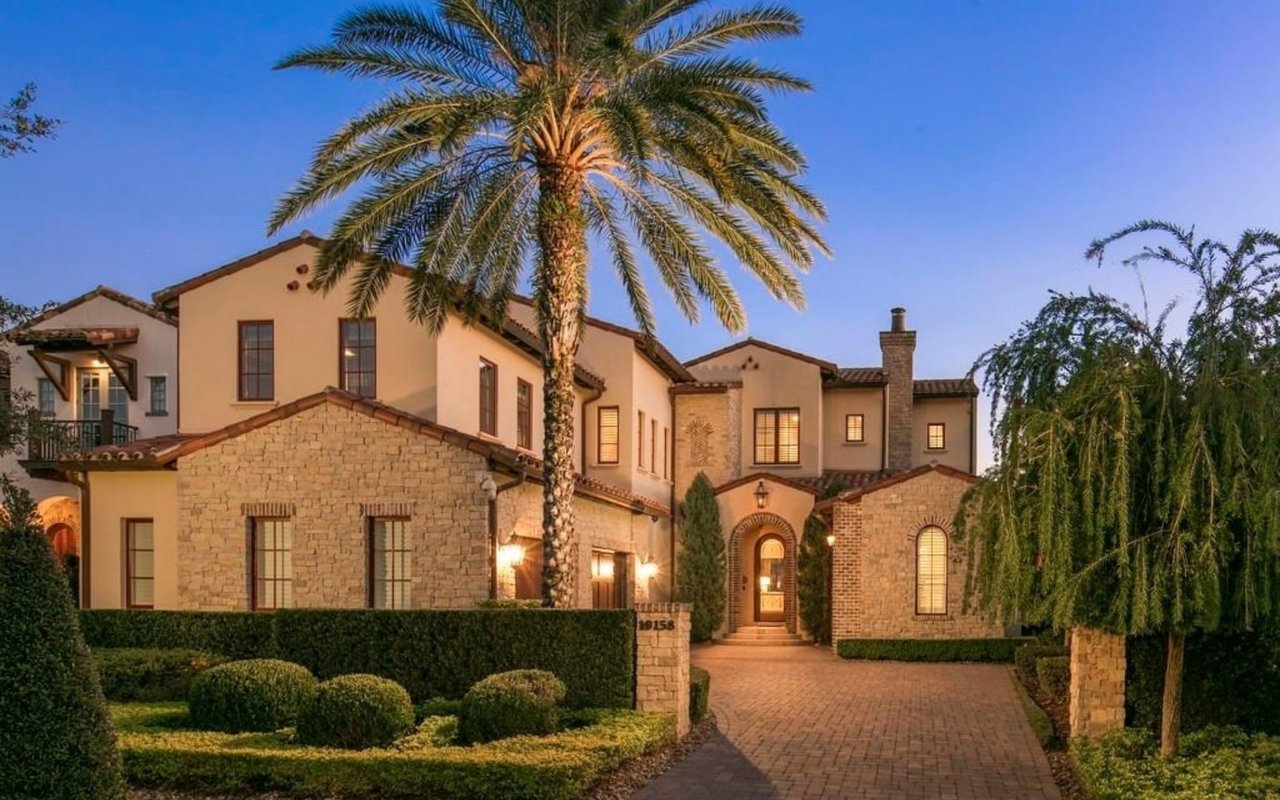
[[237, 321, 274, 401], [37, 377, 56, 416], [927, 422, 946, 451], [516, 379, 533, 450], [650, 418, 658, 474], [754, 408, 800, 465], [597, 406, 619, 463], [637, 411, 646, 469], [663, 426, 670, 479], [339, 319, 376, 398], [478, 358, 497, 436], [148, 376, 167, 416], [845, 413, 864, 443]]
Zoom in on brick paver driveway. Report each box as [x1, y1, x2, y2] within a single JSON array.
[[635, 644, 1060, 800]]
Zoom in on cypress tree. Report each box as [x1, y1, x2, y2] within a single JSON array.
[[0, 475, 126, 799], [676, 473, 726, 642], [797, 480, 845, 645], [958, 222, 1280, 757]]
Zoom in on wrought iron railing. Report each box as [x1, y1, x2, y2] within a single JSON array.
[[25, 415, 138, 462]]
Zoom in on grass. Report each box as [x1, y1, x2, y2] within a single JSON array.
[[111, 702, 675, 800], [1007, 666, 1055, 747]]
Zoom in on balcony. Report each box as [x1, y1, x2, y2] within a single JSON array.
[[22, 411, 138, 475]]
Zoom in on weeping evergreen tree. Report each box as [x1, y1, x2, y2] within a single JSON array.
[[797, 479, 844, 645], [958, 221, 1280, 757], [269, 1, 827, 607], [676, 472, 725, 642]]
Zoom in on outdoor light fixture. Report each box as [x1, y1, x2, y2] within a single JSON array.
[[826, 533, 836, 547], [479, 472, 498, 501], [637, 558, 659, 581], [753, 480, 770, 509], [497, 543, 525, 570]]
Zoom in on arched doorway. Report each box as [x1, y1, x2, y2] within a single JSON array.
[[727, 512, 798, 633], [47, 522, 77, 559], [37, 496, 81, 607]]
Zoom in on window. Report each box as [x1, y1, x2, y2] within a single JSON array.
[[754, 408, 800, 464], [597, 406, 619, 463], [916, 526, 947, 615], [591, 548, 627, 609], [107, 373, 129, 424], [927, 422, 946, 451], [845, 413, 864, 443], [238, 321, 274, 401], [37, 377, 56, 416], [369, 518, 411, 609], [516, 379, 532, 450], [125, 519, 154, 609], [650, 418, 658, 475], [339, 319, 376, 398], [478, 358, 497, 436], [251, 518, 292, 610], [148, 376, 167, 416], [662, 427, 670, 479], [637, 411, 646, 468]]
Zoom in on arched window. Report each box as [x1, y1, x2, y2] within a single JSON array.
[[916, 526, 947, 615]]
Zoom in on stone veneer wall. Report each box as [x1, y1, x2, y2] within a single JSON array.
[[672, 389, 741, 499], [879, 329, 916, 472], [1069, 627, 1126, 738], [176, 402, 491, 610], [634, 603, 691, 736], [831, 469, 1002, 641]]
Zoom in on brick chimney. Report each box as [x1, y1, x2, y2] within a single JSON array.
[[880, 307, 916, 472]]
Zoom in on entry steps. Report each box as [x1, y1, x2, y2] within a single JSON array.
[[719, 625, 806, 647]]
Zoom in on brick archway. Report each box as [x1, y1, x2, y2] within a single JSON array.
[[727, 512, 798, 634]]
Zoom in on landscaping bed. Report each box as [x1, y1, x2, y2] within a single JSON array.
[[112, 702, 675, 800]]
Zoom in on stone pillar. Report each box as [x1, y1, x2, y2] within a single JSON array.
[[879, 308, 917, 472], [1069, 627, 1126, 738], [634, 602, 691, 736]]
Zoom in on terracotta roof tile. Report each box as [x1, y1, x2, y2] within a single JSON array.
[[914, 378, 978, 397]]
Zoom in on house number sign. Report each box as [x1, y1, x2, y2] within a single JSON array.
[[637, 619, 675, 631]]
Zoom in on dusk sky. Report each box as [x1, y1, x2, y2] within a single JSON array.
[[4, 0, 1279, 465]]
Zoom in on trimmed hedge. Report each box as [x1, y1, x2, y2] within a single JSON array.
[[836, 638, 1019, 662], [689, 666, 710, 724], [93, 648, 228, 702], [1127, 630, 1280, 735], [83, 608, 634, 709], [188, 660, 318, 733], [416, 697, 463, 721], [81, 611, 274, 659], [458, 670, 567, 744], [297, 675, 415, 749], [1036, 656, 1070, 699], [112, 702, 675, 800], [1014, 642, 1067, 681]]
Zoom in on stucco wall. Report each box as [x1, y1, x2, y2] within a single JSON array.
[[831, 469, 1001, 641], [85, 470, 179, 610], [911, 397, 974, 472], [175, 402, 492, 610], [821, 387, 885, 471]]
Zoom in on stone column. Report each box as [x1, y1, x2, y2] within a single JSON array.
[[879, 308, 917, 473], [634, 602, 692, 736], [1069, 626, 1126, 738]]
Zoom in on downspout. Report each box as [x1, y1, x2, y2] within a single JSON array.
[[68, 469, 91, 609], [969, 394, 978, 474], [668, 387, 678, 601]]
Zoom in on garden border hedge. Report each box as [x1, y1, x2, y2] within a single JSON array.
[[82, 609, 635, 708], [836, 638, 1020, 662]]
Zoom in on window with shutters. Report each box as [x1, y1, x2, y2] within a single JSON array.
[[597, 406, 619, 464]]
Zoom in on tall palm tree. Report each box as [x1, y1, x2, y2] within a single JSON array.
[[269, 0, 828, 607]]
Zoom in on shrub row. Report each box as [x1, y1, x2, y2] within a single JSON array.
[[112, 703, 676, 800], [1072, 727, 1280, 800], [689, 666, 710, 724], [836, 638, 1019, 662], [1013, 642, 1067, 681], [1035, 656, 1069, 699], [81, 608, 634, 708], [1126, 630, 1280, 735], [93, 648, 228, 702]]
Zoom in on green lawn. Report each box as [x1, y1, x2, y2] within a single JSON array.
[[111, 702, 674, 800]]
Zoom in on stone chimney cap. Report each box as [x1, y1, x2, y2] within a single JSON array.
[[890, 307, 907, 332]]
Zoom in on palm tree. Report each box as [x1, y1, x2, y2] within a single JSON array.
[[269, 0, 828, 607]]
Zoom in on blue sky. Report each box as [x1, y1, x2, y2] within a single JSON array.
[[3, 0, 1279, 447]]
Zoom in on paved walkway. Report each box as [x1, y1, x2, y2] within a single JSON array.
[[635, 644, 1060, 800]]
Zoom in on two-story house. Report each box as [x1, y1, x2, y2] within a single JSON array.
[[2, 286, 178, 603]]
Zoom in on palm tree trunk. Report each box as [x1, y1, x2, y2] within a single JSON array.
[[534, 165, 587, 609], [1160, 632, 1186, 758]]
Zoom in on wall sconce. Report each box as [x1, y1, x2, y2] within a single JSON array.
[[479, 472, 498, 501], [826, 533, 836, 547], [497, 543, 526, 570], [753, 480, 770, 509], [637, 558, 659, 582]]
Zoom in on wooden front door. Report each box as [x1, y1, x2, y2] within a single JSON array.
[[754, 534, 786, 623]]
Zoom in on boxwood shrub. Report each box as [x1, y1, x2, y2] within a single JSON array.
[[188, 659, 318, 733], [113, 702, 676, 800], [457, 670, 567, 744], [84, 608, 634, 709], [1014, 642, 1067, 681], [836, 638, 1019, 662], [297, 674, 415, 749], [1035, 655, 1070, 700], [92, 648, 228, 702], [689, 666, 710, 724]]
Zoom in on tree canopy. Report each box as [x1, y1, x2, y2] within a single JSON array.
[[1, 83, 60, 160]]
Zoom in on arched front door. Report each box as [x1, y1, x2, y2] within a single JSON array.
[[754, 534, 786, 623]]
